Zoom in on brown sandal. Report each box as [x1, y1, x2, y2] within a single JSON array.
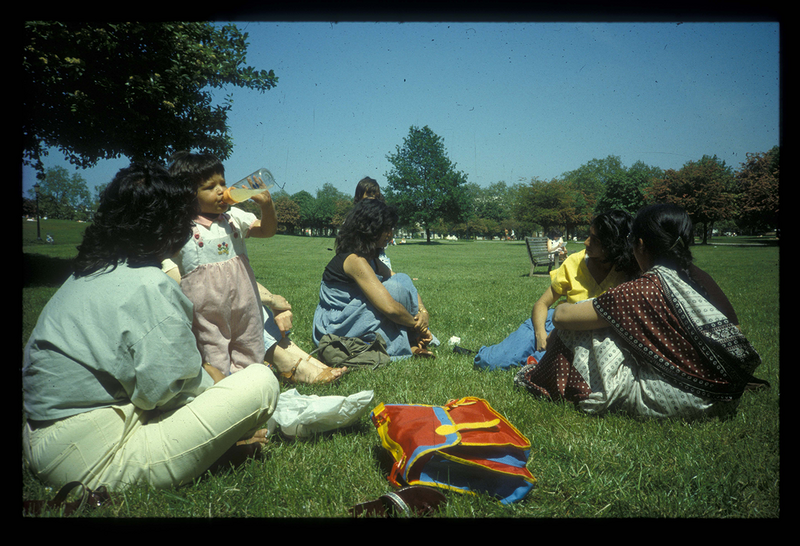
[[279, 357, 343, 384]]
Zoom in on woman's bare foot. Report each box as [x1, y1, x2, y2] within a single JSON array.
[[236, 428, 270, 446], [267, 342, 346, 384]]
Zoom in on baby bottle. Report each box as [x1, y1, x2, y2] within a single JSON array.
[[223, 167, 276, 204]]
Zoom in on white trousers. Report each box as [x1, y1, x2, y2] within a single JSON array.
[[23, 364, 279, 491]]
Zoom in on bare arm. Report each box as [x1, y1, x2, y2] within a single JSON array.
[[531, 286, 560, 351], [551, 299, 610, 331], [375, 257, 429, 332], [246, 190, 278, 238], [415, 294, 430, 332], [343, 254, 417, 328], [257, 282, 293, 335]]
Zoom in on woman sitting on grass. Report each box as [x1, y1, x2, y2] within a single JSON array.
[[474, 210, 639, 370], [514, 203, 767, 420], [22, 163, 279, 492], [313, 198, 434, 358]]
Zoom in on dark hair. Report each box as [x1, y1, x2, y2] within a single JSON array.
[[631, 203, 694, 271], [547, 230, 562, 240], [592, 209, 638, 278], [73, 162, 198, 277], [335, 198, 398, 259], [354, 177, 383, 203], [168, 150, 225, 190]]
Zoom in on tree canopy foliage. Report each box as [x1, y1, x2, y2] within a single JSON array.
[[384, 126, 472, 242], [512, 150, 778, 241], [735, 146, 779, 233], [23, 21, 278, 179], [646, 155, 738, 243], [25, 166, 92, 221]]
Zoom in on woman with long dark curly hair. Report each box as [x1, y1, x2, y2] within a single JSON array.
[[515, 203, 767, 419], [474, 210, 638, 371], [312, 198, 435, 358], [73, 163, 197, 276], [23, 163, 280, 492]]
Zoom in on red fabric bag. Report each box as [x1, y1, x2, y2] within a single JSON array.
[[370, 397, 536, 504]]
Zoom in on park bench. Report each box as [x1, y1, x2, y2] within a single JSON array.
[[525, 236, 560, 276]]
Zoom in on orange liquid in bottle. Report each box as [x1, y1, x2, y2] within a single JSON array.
[[223, 186, 269, 204]]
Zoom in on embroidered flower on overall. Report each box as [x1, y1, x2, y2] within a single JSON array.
[[217, 242, 229, 255]]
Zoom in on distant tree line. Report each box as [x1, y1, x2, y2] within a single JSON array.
[[510, 147, 779, 242], [23, 144, 779, 244], [379, 125, 779, 243]]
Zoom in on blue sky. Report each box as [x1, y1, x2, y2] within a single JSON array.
[[21, 21, 780, 200]]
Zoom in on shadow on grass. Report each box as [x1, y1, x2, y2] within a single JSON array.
[[23, 253, 73, 288]]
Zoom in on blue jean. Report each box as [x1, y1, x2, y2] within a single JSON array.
[[473, 309, 555, 371]]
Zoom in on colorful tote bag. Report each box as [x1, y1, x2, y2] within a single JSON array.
[[370, 397, 536, 504]]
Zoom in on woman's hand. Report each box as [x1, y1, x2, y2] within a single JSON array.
[[414, 308, 430, 332], [272, 309, 294, 336], [249, 187, 273, 206], [258, 283, 291, 311], [534, 329, 548, 352]]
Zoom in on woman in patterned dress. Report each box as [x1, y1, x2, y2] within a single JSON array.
[[514, 203, 766, 420]]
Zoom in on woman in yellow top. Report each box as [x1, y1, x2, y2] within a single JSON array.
[[474, 210, 639, 370]]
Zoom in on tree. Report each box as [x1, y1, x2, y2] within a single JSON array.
[[645, 155, 738, 244], [23, 21, 278, 178], [472, 181, 513, 224], [561, 155, 626, 215], [274, 195, 301, 234], [384, 126, 471, 243], [735, 146, 779, 233], [596, 161, 663, 215], [514, 178, 591, 238], [291, 191, 316, 234], [315, 183, 352, 234], [31, 166, 92, 221]]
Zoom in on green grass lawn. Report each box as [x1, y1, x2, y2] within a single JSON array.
[[21, 219, 780, 518]]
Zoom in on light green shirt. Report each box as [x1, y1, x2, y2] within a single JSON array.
[[23, 262, 213, 422]]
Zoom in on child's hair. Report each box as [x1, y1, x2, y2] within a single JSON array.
[[335, 198, 398, 259], [631, 203, 694, 271], [73, 162, 197, 277], [354, 177, 384, 203], [592, 209, 638, 279], [168, 150, 225, 190], [547, 230, 562, 240]]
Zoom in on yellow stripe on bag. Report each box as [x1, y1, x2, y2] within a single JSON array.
[[372, 404, 406, 463], [435, 419, 500, 436]]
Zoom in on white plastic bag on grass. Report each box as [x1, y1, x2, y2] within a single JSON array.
[[267, 388, 375, 438]]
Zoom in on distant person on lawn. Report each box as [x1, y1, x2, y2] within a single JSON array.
[[353, 176, 393, 270]]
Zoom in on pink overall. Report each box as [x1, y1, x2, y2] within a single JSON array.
[[176, 211, 265, 375]]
